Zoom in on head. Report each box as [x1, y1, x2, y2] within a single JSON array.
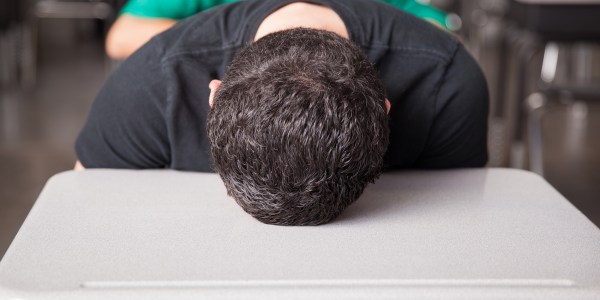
[[207, 28, 389, 225]]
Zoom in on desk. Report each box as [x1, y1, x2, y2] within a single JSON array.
[[1, 169, 599, 299]]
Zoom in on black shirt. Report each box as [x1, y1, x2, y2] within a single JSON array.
[[76, 0, 489, 171]]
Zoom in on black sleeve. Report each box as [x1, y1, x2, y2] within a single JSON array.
[[417, 43, 489, 168], [75, 44, 170, 169]]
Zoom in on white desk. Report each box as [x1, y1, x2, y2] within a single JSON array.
[[1, 169, 599, 299]]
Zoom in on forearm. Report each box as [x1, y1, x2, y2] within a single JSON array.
[[105, 14, 177, 59]]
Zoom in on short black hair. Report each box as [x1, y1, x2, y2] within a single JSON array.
[[207, 28, 389, 225]]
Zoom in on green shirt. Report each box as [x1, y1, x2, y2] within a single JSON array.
[[121, 0, 455, 30], [121, 0, 240, 19]]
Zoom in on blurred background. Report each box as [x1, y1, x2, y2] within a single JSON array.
[[0, 0, 599, 259]]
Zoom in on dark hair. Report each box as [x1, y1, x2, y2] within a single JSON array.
[[207, 28, 389, 225]]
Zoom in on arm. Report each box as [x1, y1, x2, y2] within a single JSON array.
[[76, 43, 170, 169], [417, 43, 489, 168], [105, 14, 176, 59]]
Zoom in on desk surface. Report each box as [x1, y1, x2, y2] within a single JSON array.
[[1, 169, 599, 299]]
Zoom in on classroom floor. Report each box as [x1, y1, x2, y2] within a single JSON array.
[[1, 21, 599, 260], [0, 22, 105, 259]]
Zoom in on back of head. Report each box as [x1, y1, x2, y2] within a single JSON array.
[[207, 28, 389, 225]]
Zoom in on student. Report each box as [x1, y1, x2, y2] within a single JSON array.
[[105, 0, 455, 59], [77, 0, 488, 225]]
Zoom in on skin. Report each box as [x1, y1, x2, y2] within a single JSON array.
[[254, 2, 348, 41], [76, 2, 390, 170], [105, 14, 176, 59], [74, 160, 85, 171]]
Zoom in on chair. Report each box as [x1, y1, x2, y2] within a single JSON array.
[[500, 0, 600, 172], [21, 0, 115, 86]]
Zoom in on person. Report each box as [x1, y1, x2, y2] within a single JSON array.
[[76, 0, 489, 225], [105, 0, 457, 59]]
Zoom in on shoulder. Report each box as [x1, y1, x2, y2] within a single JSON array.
[[121, 0, 252, 83], [434, 43, 488, 117], [146, 0, 260, 59], [329, 0, 458, 62]]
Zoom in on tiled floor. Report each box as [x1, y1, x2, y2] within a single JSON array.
[[1, 21, 599, 260]]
